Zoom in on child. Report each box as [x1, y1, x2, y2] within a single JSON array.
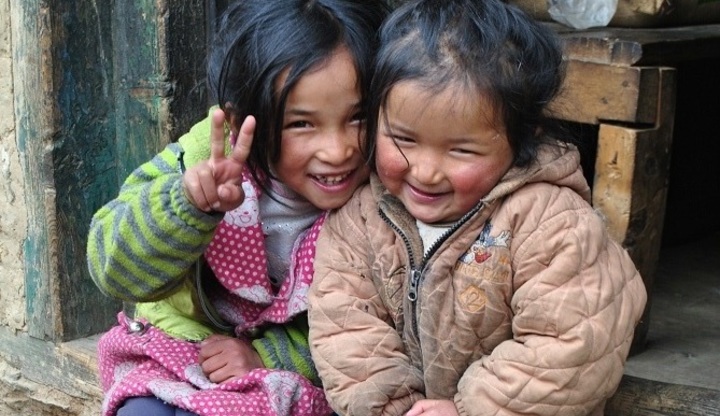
[[307, 0, 648, 415], [86, 1, 389, 415]]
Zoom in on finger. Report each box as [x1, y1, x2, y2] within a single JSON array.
[[183, 170, 215, 212], [201, 334, 228, 346], [228, 115, 256, 165], [405, 401, 427, 416], [196, 168, 221, 211], [208, 366, 238, 384], [198, 335, 229, 361], [200, 354, 226, 376], [217, 182, 245, 207], [210, 108, 228, 162]]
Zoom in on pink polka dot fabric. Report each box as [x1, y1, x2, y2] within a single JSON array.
[[204, 213, 326, 333], [98, 314, 332, 416], [96, 172, 332, 416]]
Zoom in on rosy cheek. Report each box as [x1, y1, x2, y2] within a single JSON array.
[[456, 168, 496, 199], [376, 140, 407, 175], [376, 151, 406, 179]]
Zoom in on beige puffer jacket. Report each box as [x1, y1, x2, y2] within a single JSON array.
[[308, 143, 647, 416]]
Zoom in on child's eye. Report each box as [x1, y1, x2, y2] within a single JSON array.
[[392, 135, 414, 145], [350, 111, 366, 124], [450, 147, 480, 156], [285, 120, 311, 129]]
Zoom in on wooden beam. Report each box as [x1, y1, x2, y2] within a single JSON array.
[[592, 68, 676, 353], [557, 25, 720, 66], [11, 0, 63, 341], [551, 61, 659, 125], [607, 375, 720, 416], [113, 0, 208, 181], [0, 326, 101, 401]]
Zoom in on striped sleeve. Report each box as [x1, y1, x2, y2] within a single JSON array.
[[252, 314, 321, 386], [87, 116, 223, 302]]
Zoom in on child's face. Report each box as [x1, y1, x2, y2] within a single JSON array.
[[273, 46, 369, 210], [376, 81, 514, 224]]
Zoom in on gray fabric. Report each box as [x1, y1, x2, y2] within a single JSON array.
[[260, 178, 320, 285]]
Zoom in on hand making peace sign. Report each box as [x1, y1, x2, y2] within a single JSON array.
[[182, 108, 256, 213]]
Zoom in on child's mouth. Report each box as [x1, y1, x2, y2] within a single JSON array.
[[313, 171, 352, 185]]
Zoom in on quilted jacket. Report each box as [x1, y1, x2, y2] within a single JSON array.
[[308, 142, 647, 416]]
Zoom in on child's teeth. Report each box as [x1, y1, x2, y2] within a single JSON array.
[[318, 174, 347, 184]]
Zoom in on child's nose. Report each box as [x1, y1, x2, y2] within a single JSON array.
[[411, 152, 443, 184], [318, 130, 355, 162]]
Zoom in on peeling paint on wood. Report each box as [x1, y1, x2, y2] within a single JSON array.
[[11, 0, 207, 342]]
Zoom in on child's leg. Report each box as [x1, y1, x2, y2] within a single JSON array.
[[117, 396, 199, 416]]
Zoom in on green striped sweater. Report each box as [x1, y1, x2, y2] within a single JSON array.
[[87, 111, 320, 384]]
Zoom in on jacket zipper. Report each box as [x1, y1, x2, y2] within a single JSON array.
[[379, 202, 484, 337]]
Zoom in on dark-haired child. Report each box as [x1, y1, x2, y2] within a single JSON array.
[[87, 1, 389, 415], [308, 0, 647, 415]]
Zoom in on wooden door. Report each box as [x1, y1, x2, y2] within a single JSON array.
[[12, 0, 209, 342]]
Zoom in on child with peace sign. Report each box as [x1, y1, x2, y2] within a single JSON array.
[[86, 1, 389, 415]]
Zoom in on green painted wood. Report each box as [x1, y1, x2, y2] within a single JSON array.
[[12, 0, 207, 342], [54, 0, 122, 340], [0, 325, 101, 401], [12, 0, 63, 341], [164, 0, 210, 143], [113, 0, 165, 180], [14, 0, 126, 341], [113, 0, 207, 181]]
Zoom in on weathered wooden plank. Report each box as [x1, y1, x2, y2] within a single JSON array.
[[592, 68, 676, 353], [606, 375, 720, 416], [113, 0, 207, 181], [550, 61, 659, 125], [113, 1, 166, 181], [11, 0, 62, 341], [0, 326, 101, 401], [557, 25, 720, 67], [164, 0, 210, 140], [11, 0, 208, 342], [52, 0, 123, 340]]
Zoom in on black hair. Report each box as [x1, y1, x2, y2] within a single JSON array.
[[208, 0, 390, 184], [366, 0, 570, 169]]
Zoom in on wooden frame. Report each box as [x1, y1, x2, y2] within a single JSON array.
[[552, 24, 720, 352]]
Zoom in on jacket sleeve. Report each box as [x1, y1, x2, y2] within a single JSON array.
[[308, 193, 425, 416], [87, 114, 224, 302], [455, 187, 647, 415]]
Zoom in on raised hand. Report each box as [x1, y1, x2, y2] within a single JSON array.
[[198, 334, 265, 383], [182, 108, 256, 212]]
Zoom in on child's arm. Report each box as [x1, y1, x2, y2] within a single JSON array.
[[251, 314, 322, 385], [309, 193, 425, 416], [454, 193, 647, 415], [87, 112, 224, 302], [197, 315, 322, 385]]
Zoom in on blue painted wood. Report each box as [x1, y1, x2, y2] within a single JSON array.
[[13, 0, 206, 341], [13, 0, 64, 341]]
